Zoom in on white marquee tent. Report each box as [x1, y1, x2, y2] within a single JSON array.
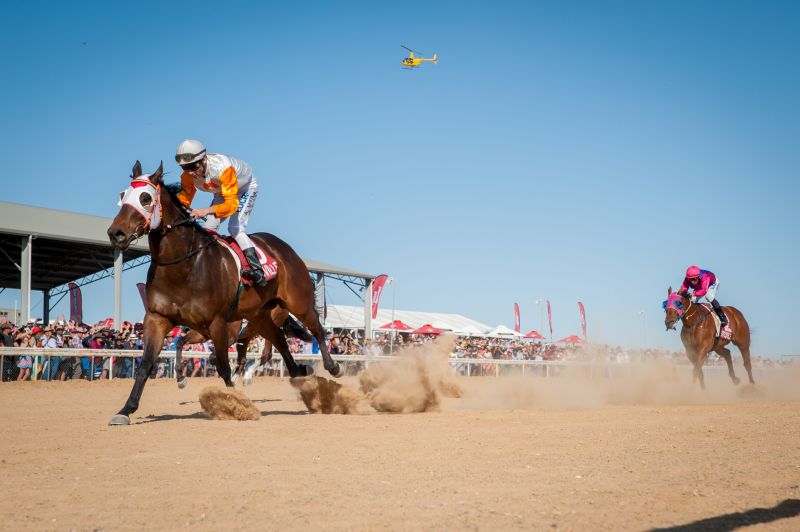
[[323, 304, 492, 336]]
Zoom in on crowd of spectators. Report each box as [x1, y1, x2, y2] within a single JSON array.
[[0, 319, 792, 382]]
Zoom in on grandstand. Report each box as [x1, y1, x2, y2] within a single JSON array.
[[0, 201, 376, 330]]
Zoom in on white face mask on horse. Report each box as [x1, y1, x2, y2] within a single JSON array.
[[117, 176, 162, 232]]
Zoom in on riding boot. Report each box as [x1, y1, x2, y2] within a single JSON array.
[[241, 247, 268, 287], [711, 299, 728, 327]]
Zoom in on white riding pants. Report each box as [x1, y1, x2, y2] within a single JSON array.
[[694, 280, 719, 304], [202, 179, 259, 251]]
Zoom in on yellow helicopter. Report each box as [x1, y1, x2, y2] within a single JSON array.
[[401, 45, 437, 69]]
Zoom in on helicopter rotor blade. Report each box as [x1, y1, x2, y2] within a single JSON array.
[[401, 45, 413, 52]]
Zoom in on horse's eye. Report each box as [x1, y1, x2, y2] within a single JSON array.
[[675, 301, 683, 309], [140, 193, 152, 207]]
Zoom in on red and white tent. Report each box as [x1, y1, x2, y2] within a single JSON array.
[[412, 324, 442, 335], [378, 320, 414, 331], [557, 335, 584, 344], [524, 330, 544, 339]]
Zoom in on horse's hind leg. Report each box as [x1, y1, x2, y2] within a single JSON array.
[[738, 344, 755, 384], [256, 315, 309, 378], [714, 345, 740, 385], [296, 307, 342, 378]]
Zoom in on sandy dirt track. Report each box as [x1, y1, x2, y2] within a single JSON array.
[[1, 371, 799, 531]]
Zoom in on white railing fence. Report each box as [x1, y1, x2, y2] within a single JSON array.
[[0, 347, 734, 382]]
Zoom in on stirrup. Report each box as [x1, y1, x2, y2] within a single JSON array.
[[243, 268, 267, 286]]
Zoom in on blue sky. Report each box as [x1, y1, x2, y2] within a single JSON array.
[[1, 1, 798, 356]]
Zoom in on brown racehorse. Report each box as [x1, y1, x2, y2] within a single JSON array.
[[106, 161, 341, 425], [663, 287, 754, 389]]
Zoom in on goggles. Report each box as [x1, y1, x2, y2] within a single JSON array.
[[175, 149, 206, 165]]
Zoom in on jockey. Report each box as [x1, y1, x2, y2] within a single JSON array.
[[174, 139, 267, 286], [679, 265, 728, 327]]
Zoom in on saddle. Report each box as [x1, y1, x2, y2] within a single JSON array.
[[700, 303, 732, 341], [206, 231, 278, 287]]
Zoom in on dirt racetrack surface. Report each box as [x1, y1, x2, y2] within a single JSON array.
[[1, 368, 799, 531]]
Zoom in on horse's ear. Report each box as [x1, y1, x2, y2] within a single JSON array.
[[667, 286, 672, 297], [152, 161, 164, 184], [131, 160, 142, 178]]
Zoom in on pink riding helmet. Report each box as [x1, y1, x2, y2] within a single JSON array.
[[686, 265, 701, 278]]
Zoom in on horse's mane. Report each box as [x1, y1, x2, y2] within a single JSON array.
[[162, 182, 207, 231]]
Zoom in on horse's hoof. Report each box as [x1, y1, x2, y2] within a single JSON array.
[[298, 364, 315, 378], [329, 362, 343, 378], [231, 373, 239, 384], [177, 377, 188, 389], [108, 414, 131, 426], [732, 377, 741, 385], [243, 375, 253, 386]]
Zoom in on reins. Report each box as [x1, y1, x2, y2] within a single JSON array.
[[155, 207, 215, 266], [681, 299, 710, 330]]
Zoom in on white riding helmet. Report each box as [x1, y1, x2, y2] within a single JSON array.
[[175, 139, 207, 166]]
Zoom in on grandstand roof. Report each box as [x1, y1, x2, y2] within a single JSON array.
[[324, 304, 493, 335], [0, 200, 373, 290]]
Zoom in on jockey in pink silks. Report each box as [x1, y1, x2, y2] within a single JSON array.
[[679, 265, 728, 327]]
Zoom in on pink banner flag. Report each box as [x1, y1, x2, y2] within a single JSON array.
[[514, 303, 520, 333], [136, 283, 148, 311], [547, 300, 553, 339], [578, 301, 587, 340], [371, 274, 389, 319], [68, 282, 82, 323]]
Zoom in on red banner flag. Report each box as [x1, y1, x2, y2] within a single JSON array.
[[514, 303, 520, 333], [371, 274, 389, 319], [136, 283, 148, 311], [68, 282, 82, 323], [547, 300, 553, 339], [578, 301, 587, 340]]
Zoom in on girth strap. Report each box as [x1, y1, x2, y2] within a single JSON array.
[[226, 280, 243, 321]]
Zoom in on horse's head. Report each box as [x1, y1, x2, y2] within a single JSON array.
[[662, 286, 689, 331], [107, 161, 164, 250]]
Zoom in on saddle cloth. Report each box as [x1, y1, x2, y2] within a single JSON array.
[[207, 231, 278, 287], [700, 303, 732, 340]]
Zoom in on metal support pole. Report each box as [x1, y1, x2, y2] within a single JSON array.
[[43, 290, 50, 326], [20, 235, 33, 324], [113, 249, 123, 330], [364, 278, 373, 341]]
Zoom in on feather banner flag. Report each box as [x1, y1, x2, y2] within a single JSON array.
[[547, 300, 553, 340], [514, 303, 520, 333], [371, 274, 390, 319], [68, 282, 82, 323], [578, 301, 587, 340], [136, 283, 148, 311]]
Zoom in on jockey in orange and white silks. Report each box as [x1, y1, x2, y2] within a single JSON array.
[[175, 139, 267, 286], [679, 265, 728, 327]]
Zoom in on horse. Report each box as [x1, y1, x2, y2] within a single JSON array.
[[106, 161, 342, 425], [663, 287, 754, 389]]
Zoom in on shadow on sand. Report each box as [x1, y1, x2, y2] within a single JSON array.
[[136, 409, 308, 424], [650, 499, 800, 531]]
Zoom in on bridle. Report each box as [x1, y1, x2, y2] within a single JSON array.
[[122, 178, 214, 266]]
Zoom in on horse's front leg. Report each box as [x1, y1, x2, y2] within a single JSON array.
[[175, 329, 206, 389], [210, 319, 235, 388], [109, 314, 172, 425]]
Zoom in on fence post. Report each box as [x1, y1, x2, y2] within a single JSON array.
[[110, 354, 114, 381]]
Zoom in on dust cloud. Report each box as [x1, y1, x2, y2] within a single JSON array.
[[199, 386, 260, 421], [292, 336, 462, 414], [291, 338, 799, 414], [457, 357, 800, 411]]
